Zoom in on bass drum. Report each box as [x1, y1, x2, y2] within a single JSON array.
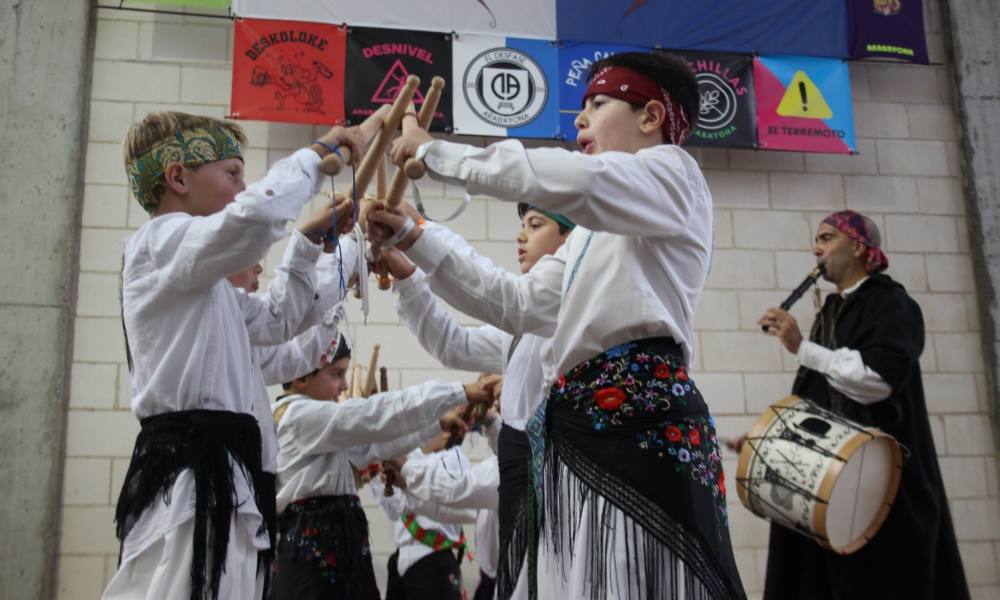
[[736, 395, 902, 554]]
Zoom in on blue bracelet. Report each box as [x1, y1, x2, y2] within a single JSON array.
[[312, 139, 343, 158]]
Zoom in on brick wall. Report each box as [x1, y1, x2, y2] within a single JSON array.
[[57, 3, 1000, 598]]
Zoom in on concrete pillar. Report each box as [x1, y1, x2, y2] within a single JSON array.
[[942, 0, 1000, 433], [0, 0, 93, 598]]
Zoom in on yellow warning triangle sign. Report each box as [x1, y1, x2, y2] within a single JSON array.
[[776, 71, 833, 119]]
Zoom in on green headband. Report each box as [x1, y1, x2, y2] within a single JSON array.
[[126, 125, 243, 213], [518, 204, 576, 231]]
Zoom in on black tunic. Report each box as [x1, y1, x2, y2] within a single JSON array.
[[763, 274, 969, 600]]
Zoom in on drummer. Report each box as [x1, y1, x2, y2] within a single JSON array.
[[753, 210, 969, 600]]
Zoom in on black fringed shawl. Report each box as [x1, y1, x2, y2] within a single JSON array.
[[114, 409, 272, 600]]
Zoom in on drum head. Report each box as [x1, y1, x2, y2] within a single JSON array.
[[822, 434, 902, 553]]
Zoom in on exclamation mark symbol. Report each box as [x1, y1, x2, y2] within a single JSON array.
[[798, 81, 808, 113]]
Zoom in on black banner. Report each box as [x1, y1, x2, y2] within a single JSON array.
[[679, 51, 756, 150], [345, 26, 453, 131]]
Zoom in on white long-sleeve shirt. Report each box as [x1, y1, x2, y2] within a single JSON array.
[[795, 278, 892, 405], [394, 224, 550, 430], [119, 148, 326, 561], [372, 447, 470, 577], [408, 139, 712, 393], [272, 384, 465, 513]]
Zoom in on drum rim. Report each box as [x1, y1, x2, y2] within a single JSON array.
[[817, 429, 903, 554]]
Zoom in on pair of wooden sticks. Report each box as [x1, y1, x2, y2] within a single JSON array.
[[319, 75, 447, 289]]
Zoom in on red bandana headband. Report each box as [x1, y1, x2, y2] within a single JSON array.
[[821, 210, 889, 274], [582, 66, 691, 146]]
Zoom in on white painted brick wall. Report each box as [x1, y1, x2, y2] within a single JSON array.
[[56, 5, 999, 598]]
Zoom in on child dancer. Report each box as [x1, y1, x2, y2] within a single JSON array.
[[107, 112, 365, 600], [371, 52, 745, 599]]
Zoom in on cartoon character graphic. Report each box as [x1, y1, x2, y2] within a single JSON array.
[[250, 52, 332, 112]]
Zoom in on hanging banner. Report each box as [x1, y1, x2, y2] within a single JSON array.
[[452, 34, 559, 138], [232, 0, 556, 41], [681, 51, 756, 149], [231, 18, 346, 125], [849, 0, 928, 64], [557, 0, 849, 58], [127, 0, 229, 7], [557, 41, 647, 140], [754, 55, 855, 154], [345, 27, 452, 131]]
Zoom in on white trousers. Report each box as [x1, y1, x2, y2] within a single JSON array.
[[103, 513, 264, 600]]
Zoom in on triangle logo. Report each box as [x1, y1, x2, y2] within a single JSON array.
[[776, 71, 833, 119], [371, 59, 427, 104]]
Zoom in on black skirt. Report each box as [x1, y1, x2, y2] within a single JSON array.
[[270, 495, 380, 600], [114, 409, 269, 600], [534, 337, 746, 599], [495, 424, 530, 600]]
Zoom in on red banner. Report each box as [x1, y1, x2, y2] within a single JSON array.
[[231, 18, 346, 125]]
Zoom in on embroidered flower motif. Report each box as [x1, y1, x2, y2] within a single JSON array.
[[718, 471, 726, 495], [665, 425, 682, 442], [654, 364, 671, 379], [676, 366, 688, 381], [678, 448, 691, 462], [688, 429, 701, 446], [595, 387, 626, 410], [671, 383, 686, 396], [556, 375, 567, 390]]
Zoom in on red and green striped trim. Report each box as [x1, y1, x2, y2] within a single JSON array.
[[401, 513, 467, 553]]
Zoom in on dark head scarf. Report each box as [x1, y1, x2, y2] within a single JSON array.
[[821, 209, 889, 274]]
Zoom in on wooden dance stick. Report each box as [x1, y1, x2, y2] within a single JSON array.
[[383, 101, 419, 210], [379, 367, 389, 393], [344, 75, 421, 198], [350, 364, 362, 398], [318, 104, 391, 176], [372, 99, 420, 290], [376, 157, 388, 200], [403, 76, 446, 180], [363, 344, 381, 397]]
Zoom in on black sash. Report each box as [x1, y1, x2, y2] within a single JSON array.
[[114, 409, 269, 600]]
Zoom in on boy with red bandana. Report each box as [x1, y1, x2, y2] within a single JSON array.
[[369, 52, 745, 599]]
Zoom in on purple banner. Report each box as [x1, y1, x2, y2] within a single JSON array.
[[849, 0, 928, 64]]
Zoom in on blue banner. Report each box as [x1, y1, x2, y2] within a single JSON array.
[[453, 35, 560, 138], [557, 41, 648, 140], [556, 0, 849, 58]]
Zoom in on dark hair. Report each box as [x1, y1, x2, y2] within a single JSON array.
[[517, 202, 571, 235], [587, 51, 700, 136]]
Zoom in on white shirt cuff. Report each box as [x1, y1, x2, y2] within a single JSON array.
[[392, 268, 426, 296], [797, 340, 833, 373], [405, 227, 450, 274], [285, 229, 323, 268]]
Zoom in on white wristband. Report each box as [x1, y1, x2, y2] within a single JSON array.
[[382, 217, 416, 248]]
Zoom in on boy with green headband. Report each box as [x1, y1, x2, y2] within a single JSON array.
[[380, 202, 573, 600], [105, 112, 366, 600]]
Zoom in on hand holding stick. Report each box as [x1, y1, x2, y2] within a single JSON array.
[[403, 76, 445, 180], [317, 105, 390, 176]]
